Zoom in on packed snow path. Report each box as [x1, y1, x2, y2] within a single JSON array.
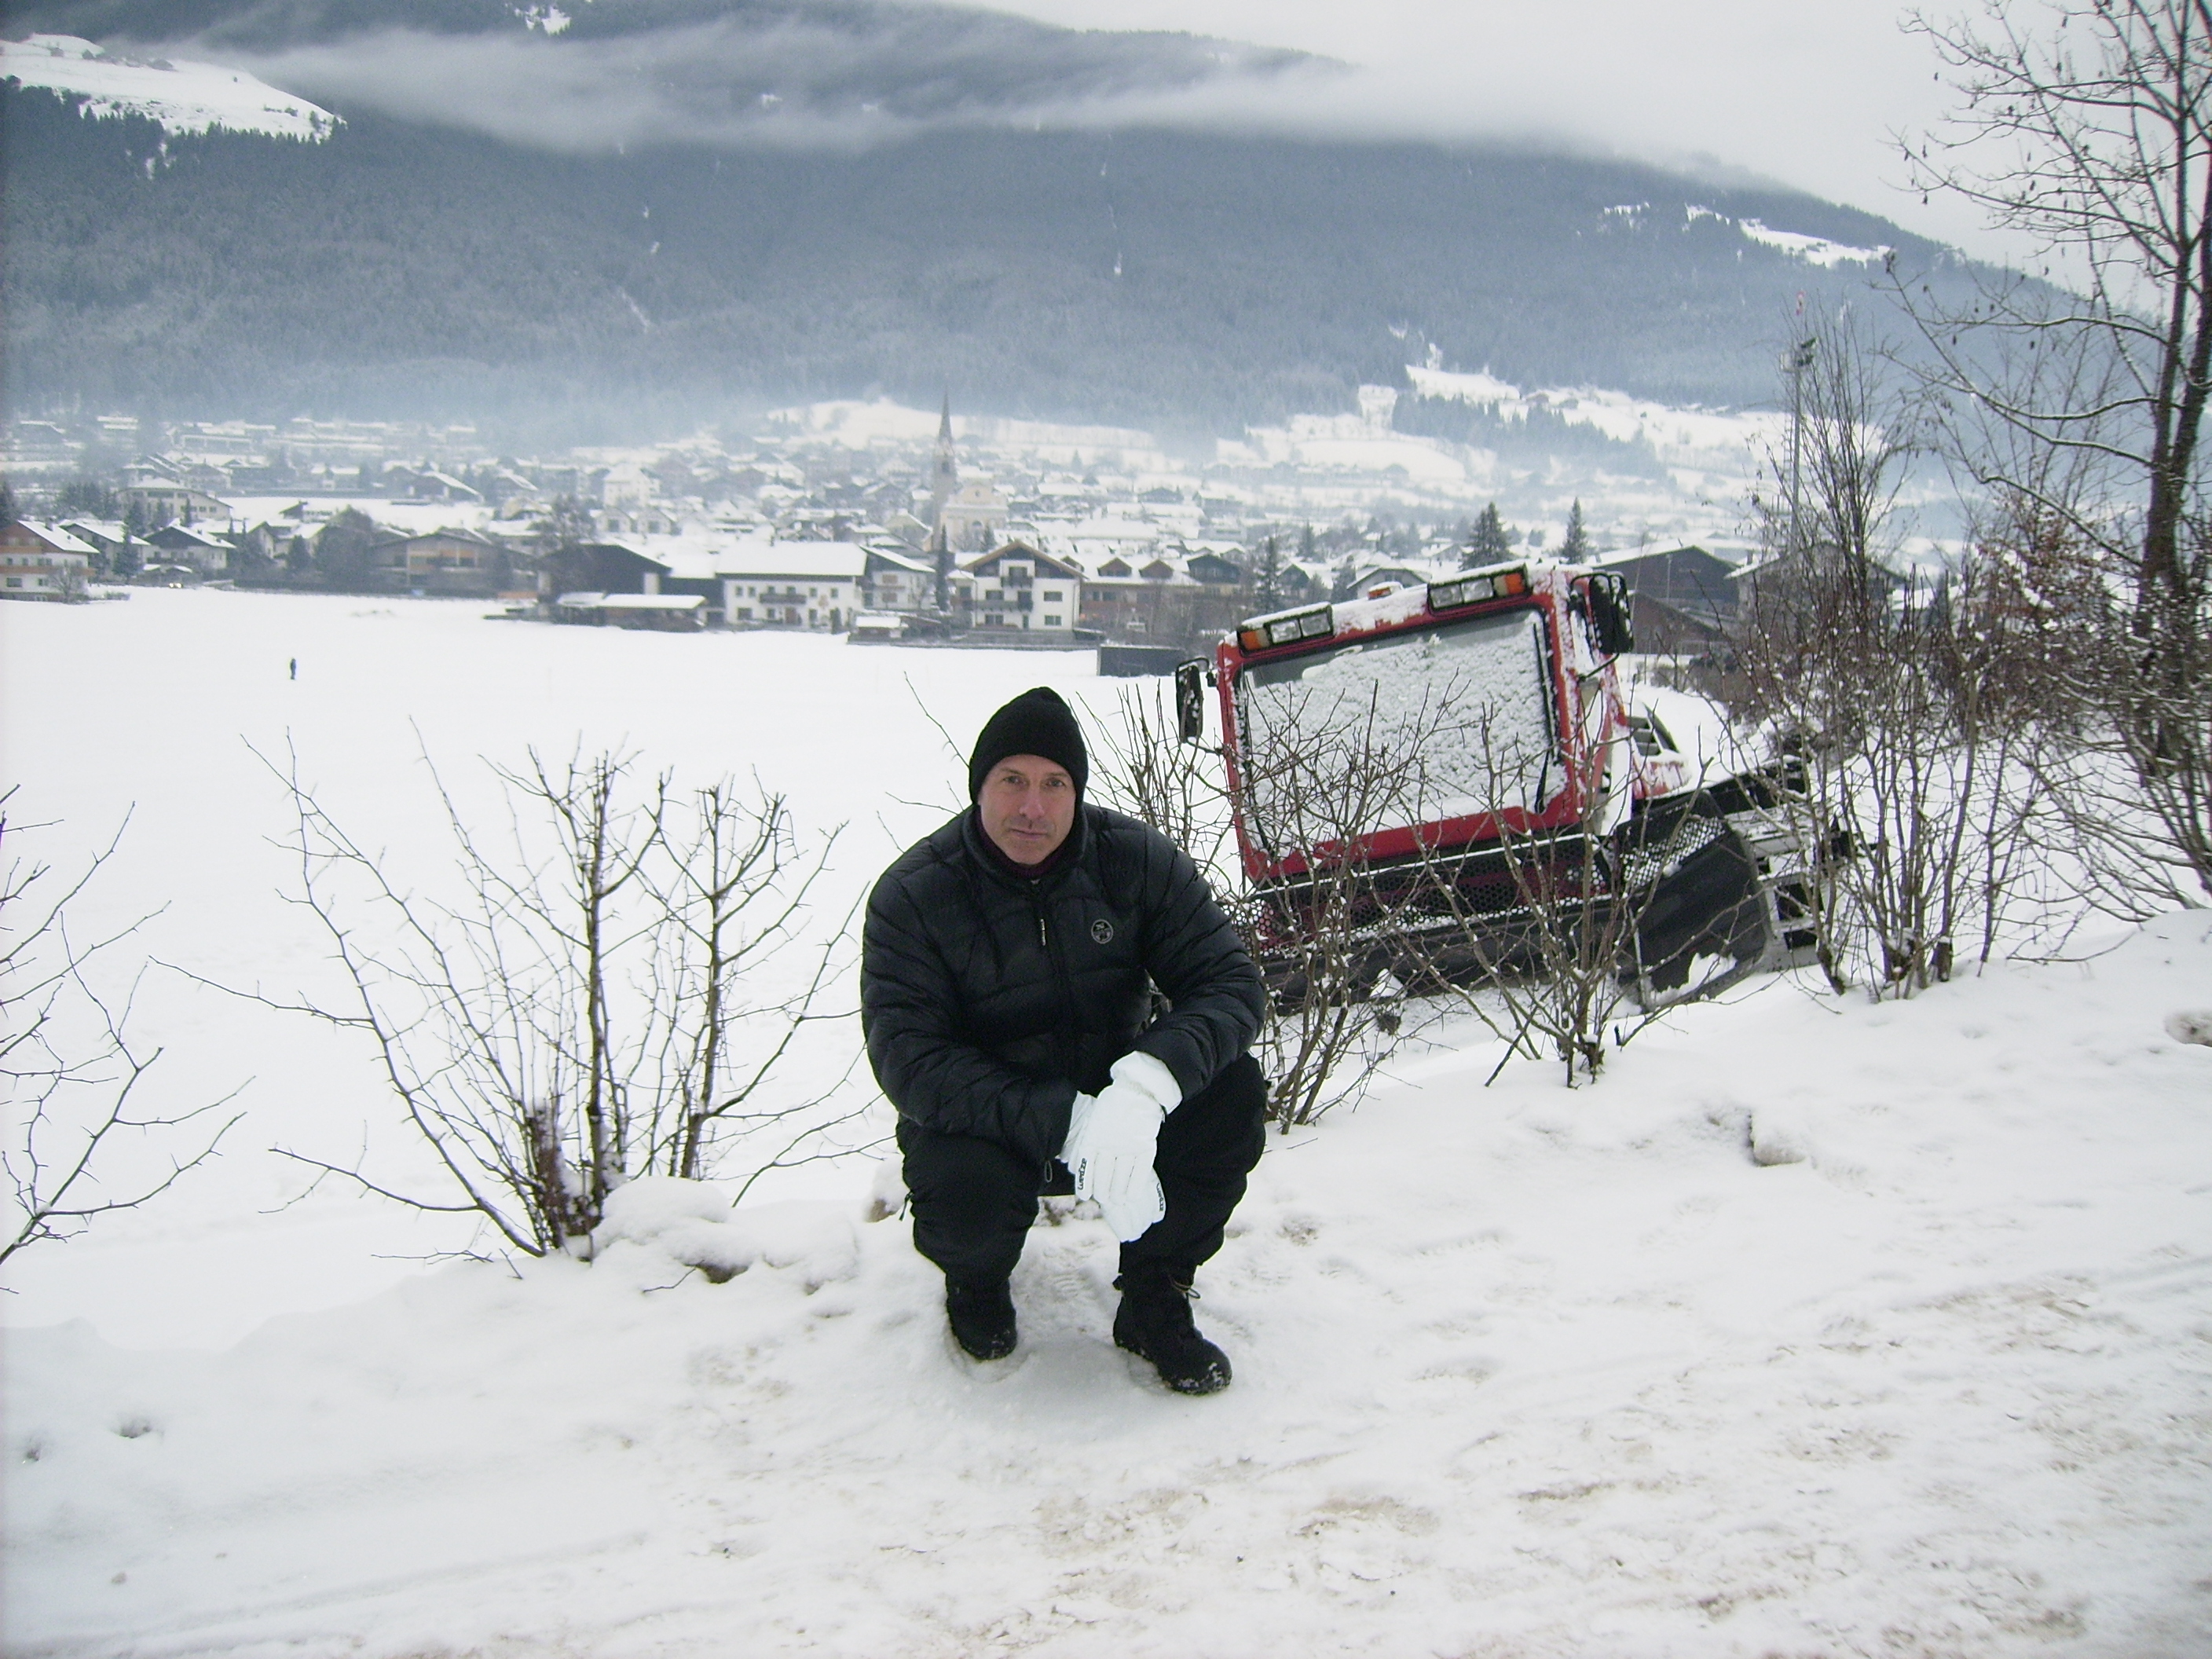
[[11, 917, 2211, 1657], [3, 591, 2209, 1655]]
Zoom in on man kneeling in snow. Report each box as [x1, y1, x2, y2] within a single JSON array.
[[861, 687, 1268, 1393]]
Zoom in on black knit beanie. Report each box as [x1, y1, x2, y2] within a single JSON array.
[[968, 687, 1088, 801]]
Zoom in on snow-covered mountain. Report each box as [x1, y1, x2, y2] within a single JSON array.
[[0, 0, 1993, 434], [0, 32, 336, 138]]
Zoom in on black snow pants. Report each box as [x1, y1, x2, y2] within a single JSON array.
[[896, 1053, 1269, 1287]]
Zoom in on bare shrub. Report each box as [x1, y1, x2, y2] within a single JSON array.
[[1725, 315, 2060, 994], [1088, 678, 1426, 1126], [1401, 718, 1711, 1085], [1, 794, 240, 1267], [225, 745, 859, 1258]]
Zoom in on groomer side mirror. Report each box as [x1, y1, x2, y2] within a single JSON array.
[[1587, 571, 1636, 657], [1174, 659, 1208, 744]]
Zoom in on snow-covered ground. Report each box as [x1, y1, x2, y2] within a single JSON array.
[[5, 590, 2210, 1657]]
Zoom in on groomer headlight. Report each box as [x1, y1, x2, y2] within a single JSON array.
[[1429, 565, 1529, 612], [1237, 606, 1335, 650]]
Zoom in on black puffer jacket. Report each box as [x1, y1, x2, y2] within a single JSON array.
[[862, 804, 1265, 1167]]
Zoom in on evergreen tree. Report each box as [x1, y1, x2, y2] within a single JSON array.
[[314, 507, 380, 588], [55, 478, 120, 520], [1560, 500, 1591, 562], [112, 533, 142, 580], [0, 478, 16, 525], [1462, 502, 1512, 568], [1254, 534, 1285, 610], [534, 495, 597, 595]]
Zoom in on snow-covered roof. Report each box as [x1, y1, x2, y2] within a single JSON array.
[[865, 547, 936, 575], [713, 543, 866, 580], [1592, 543, 1744, 570], [11, 520, 97, 556], [148, 523, 229, 549]]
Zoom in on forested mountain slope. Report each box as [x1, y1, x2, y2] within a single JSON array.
[[1, 0, 1974, 434]]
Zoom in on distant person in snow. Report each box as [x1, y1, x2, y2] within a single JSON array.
[[861, 687, 1267, 1393]]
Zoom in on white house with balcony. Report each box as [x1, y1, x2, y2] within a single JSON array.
[[0, 520, 93, 599], [863, 544, 939, 613], [955, 542, 1083, 635], [712, 540, 868, 630]]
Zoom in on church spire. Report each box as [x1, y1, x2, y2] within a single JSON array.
[[927, 392, 958, 552], [932, 394, 958, 493]]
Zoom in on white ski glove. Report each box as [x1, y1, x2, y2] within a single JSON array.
[[1060, 1050, 1181, 1241]]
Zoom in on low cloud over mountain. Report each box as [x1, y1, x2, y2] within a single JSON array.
[[13, 0, 1334, 153]]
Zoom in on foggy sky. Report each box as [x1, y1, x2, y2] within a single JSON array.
[[200, 0, 2043, 267], [973, 1, 2010, 264]]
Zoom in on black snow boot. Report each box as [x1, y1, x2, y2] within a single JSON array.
[[945, 1276, 1017, 1361], [1113, 1271, 1232, 1395]]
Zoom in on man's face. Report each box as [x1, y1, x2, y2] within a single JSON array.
[[980, 753, 1076, 866]]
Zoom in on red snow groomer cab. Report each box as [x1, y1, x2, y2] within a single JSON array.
[[1174, 558, 1817, 1007]]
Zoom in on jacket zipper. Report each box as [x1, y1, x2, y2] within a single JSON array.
[[1029, 884, 1083, 1072]]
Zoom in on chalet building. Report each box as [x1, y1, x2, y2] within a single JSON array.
[[372, 529, 503, 595], [1076, 551, 1188, 640], [1060, 518, 1165, 573], [119, 483, 233, 526], [863, 545, 937, 613], [0, 520, 93, 599], [709, 542, 866, 629], [558, 542, 679, 602], [601, 461, 654, 511], [1726, 541, 1906, 627], [143, 521, 234, 577], [386, 468, 484, 504], [57, 518, 134, 572], [1185, 549, 1243, 589], [1595, 544, 1744, 654], [600, 537, 866, 629], [1342, 562, 1433, 600], [597, 506, 683, 537], [955, 543, 1083, 635], [881, 509, 932, 549]]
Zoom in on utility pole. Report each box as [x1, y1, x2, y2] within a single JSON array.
[[1787, 333, 1817, 557]]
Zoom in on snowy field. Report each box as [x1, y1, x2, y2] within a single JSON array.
[[4, 589, 2210, 1657]]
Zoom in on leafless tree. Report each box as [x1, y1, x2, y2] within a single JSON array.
[[1726, 314, 2064, 993], [1, 794, 241, 1268], [1895, 0, 2212, 906], [215, 745, 859, 1258]]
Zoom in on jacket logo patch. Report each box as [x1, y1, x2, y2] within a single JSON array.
[[1090, 918, 1115, 945]]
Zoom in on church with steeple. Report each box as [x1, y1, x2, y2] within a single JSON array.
[[925, 397, 1010, 555]]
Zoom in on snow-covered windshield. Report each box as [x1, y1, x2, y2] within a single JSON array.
[[1236, 606, 1558, 855]]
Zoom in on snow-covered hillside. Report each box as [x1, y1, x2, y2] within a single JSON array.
[[2, 591, 2209, 1657], [0, 35, 336, 139]]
